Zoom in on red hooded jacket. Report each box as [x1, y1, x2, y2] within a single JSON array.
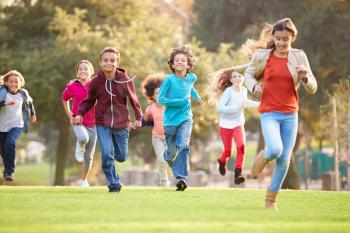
[[78, 69, 142, 129]]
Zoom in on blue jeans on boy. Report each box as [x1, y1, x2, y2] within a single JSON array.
[[260, 112, 298, 192], [96, 126, 128, 190], [0, 127, 23, 175], [163, 119, 192, 180]]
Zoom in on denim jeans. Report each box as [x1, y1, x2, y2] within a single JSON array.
[[96, 126, 129, 190], [0, 127, 23, 175], [260, 112, 298, 192], [163, 119, 192, 180]]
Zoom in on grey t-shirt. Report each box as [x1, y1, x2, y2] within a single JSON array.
[[0, 92, 24, 132]]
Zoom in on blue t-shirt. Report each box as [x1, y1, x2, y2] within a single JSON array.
[[157, 73, 200, 126]]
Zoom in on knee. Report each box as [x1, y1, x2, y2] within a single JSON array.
[[266, 146, 282, 160], [236, 144, 245, 154], [102, 157, 113, 169], [115, 151, 128, 162], [223, 149, 232, 156], [177, 144, 190, 153]]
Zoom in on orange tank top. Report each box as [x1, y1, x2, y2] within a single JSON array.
[[259, 52, 298, 113]]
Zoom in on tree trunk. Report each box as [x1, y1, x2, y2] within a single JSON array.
[[54, 121, 69, 185]]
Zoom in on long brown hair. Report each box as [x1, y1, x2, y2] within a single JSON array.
[[207, 68, 239, 104], [241, 18, 298, 56]]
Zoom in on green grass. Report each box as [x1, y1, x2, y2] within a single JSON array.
[[0, 187, 349, 233], [11, 163, 50, 185]]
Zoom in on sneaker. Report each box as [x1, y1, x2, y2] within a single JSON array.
[[108, 188, 121, 193], [4, 173, 14, 181], [234, 168, 245, 185], [80, 179, 90, 187], [217, 159, 226, 176], [176, 179, 187, 191], [75, 141, 85, 162]]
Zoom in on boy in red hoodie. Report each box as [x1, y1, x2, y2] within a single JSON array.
[[75, 47, 143, 192]]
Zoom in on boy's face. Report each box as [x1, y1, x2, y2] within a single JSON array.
[[77, 62, 93, 81], [171, 53, 189, 73], [5, 75, 21, 94], [100, 52, 119, 73]]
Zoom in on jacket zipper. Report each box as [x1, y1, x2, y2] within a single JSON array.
[[109, 81, 114, 128]]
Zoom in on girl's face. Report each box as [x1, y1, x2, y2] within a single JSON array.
[[5, 75, 21, 94], [100, 52, 119, 73], [273, 30, 294, 54], [77, 62, 93, 81], [172, 53, 189, 73], [153, 87, 160, 101], [230, 71, 243, 87]]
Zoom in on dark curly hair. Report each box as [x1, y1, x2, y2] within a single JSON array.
[[141, 73, 165, 102], [167, 44, 195, 73]]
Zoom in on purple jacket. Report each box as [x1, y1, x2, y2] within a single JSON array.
[[78, 69, 142, 129]]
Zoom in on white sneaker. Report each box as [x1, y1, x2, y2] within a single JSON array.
[[80, 179, 89, 187], [75, 141, 85, 162]]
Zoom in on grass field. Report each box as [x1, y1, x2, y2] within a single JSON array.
[[0, 187, 349, 233]]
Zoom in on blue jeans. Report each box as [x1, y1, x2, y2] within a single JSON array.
[[260, 112, 298, 192], [96, 126, 129, 190], [0, 127, 23, 175], [163, 119, 192, 180]]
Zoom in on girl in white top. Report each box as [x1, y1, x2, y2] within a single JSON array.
[[208, 69, 259, 185]]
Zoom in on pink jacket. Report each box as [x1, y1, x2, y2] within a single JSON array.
[[61, 80, 95, 127]]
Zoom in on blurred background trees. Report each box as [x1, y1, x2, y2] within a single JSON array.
[[0, 0, 349, 187]]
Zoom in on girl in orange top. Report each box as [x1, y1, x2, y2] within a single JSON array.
[[141, 74, 170, 187], [245, 18, 317, 209]]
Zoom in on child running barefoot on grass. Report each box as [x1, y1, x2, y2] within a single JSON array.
[[0, 70, 36, 181], [157, 45, 202, 191], [62, 60, 97, 187], [208, 68, 259, 185], [141, 73, 170, 187]]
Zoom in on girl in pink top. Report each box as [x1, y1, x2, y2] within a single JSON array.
[[141, 74, 170, 187], [61, 60, 97, 187]]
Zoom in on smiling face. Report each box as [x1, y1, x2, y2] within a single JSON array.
[[230, 71, 244, 87], [5, 75, 21, 94], [100, 52, 119, 73], [77, 62, 93, 81], [272, 30, 294, 54], [171, 53, 189, 73]]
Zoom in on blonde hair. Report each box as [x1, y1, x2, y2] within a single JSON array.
[[241, 18, 298, 57], [207, 68, 240, 104], [0, 70, 25, 88]]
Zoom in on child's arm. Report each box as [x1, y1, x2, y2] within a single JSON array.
[[76, 81, 97, 124], [28, 100, 37, 123], [126, 80, 143, 128], [245, 99, 260, 108], [191, 87, 203, 105], [157, 78, 190, 107], [61, 86, 74, 125], [217, 90, 243, 114]]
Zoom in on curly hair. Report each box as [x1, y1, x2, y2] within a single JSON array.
[[0, 70, 25, 88], [167, 44, 195, 73], [207, 68, 240, 104], [141, 73, 165, 102]]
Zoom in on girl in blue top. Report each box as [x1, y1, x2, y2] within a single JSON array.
[[157, 45, 202, 191]]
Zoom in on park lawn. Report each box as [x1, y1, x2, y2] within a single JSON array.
[[0, 187, 349, 233]]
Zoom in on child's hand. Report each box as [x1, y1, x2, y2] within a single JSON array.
[[73, 115, 82, 125], [197, 98, 203, 105], [135, 120, 142, 128], [253, 83, 263, 99], [29, 115, 37, 124], [296, 65, 308, 82], [5, 99, 16, 105]]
